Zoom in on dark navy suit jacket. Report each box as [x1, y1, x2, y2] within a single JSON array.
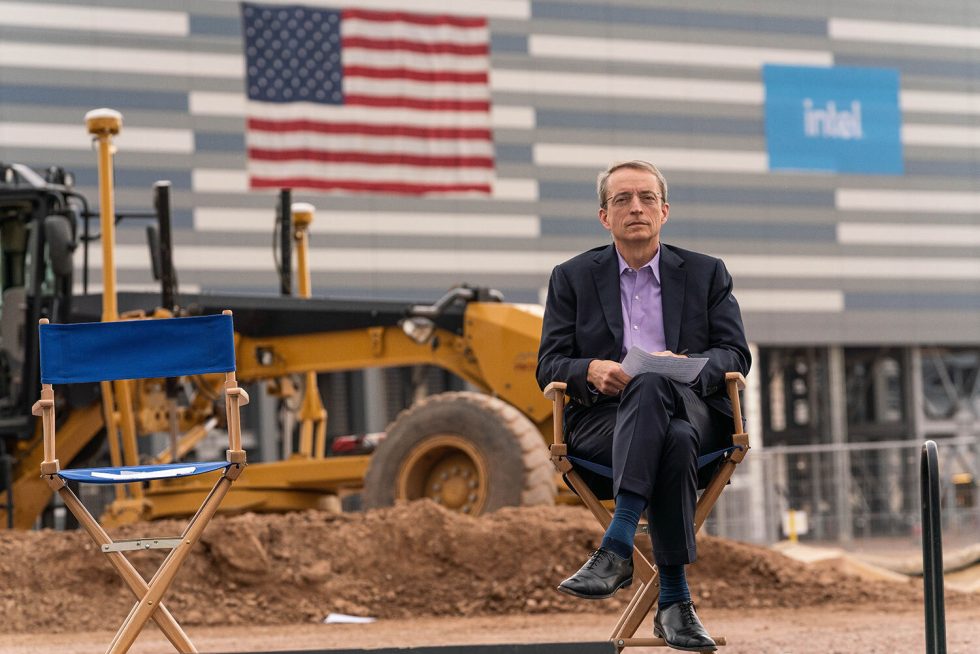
[[536, 242, 751, 429]]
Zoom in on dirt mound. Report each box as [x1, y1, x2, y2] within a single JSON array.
[[0, 502, 967, 634]]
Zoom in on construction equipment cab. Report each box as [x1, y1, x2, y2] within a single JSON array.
[[0, 163, 78, 440]]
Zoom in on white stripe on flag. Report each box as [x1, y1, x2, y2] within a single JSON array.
[[343, 17, 489, 44], [241, 99, 495, 128], [248, 161, 494, 184], [342, 49, 489, 73], [245, 100, 491, 127], [343, 77, 491, 101], [246, 132, 493, 156]]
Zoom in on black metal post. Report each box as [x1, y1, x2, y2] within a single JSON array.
[[279, 188, 292, 296], [921, 440, 947, 654], [153, 181, 178, 313], [153, 181, 181, 461]]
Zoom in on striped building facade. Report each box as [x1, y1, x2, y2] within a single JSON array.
[[3, 0, 980, 540]]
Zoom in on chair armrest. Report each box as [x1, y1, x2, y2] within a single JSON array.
[[543, 382, 567, 447], [32, 398, 54, 417], [543, 381, 567, 401], [724, 372, 747, 438], [227, 386, 250, 407], [725, 372, 746, 391]]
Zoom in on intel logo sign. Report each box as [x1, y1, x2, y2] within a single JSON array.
[[803, 99, 863, 141], [764, 65, 902, 175]]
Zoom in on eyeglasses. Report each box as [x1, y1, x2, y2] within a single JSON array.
[[605, 191, 662, 208]]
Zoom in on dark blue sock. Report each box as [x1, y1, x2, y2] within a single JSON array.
[[658, 564, 691, 608], [600, 490, 647, 560]]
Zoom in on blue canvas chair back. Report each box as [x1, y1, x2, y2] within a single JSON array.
[[39, 313, 235, 384], [38, 313, 237, 485]]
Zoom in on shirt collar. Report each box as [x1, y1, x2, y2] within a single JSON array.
[[615, 246, 661, 284]]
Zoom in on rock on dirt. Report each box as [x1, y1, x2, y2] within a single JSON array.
[[0, 502, 971, 634]]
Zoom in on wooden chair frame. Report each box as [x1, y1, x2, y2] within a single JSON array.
[[544, 372, 749, 652], [34, 311, 249, 654]]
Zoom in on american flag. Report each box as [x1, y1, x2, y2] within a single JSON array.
[[241, 3, 495, 195]]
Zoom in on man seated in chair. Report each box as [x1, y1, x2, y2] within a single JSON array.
[[536, 160, 750, 652]]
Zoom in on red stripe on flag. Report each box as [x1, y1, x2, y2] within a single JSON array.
[[344, 94, 490, 112], [343, 65, 488, 84], [342, 36, 488, 56], [341, 8, 486, 29], [247, 118, 492, 141], [249, 148, 494, 168], [250, 177, 492, 195]]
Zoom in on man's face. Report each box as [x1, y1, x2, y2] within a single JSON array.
[[598, 168, 669, 247]]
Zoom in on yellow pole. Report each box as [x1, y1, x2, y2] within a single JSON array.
[[85, 109, 143, 505], [85, 109, 122, 323], [788, 509, 798, 544], [292, 203, 328, 457]]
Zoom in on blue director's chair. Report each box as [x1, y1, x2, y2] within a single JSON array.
[[34, 311, 248, 654], [544, 373, 749, 653]]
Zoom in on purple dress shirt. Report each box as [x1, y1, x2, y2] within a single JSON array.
[[616, 247, 666, 360]]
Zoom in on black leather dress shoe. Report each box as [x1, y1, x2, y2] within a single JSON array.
[[654, 601, 717, 652], [556, 547, 633, 599]]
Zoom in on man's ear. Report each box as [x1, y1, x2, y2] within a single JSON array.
[[598, 207, 611, 231], [661, 202, 670, 224]]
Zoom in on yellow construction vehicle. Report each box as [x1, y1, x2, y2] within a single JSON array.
[[0, 110, 555, 530]]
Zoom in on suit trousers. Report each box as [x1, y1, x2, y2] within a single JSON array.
[[565, 372, 732, 567]]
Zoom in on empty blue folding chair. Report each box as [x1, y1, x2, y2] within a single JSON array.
[[34, 311, 248, 654], [544, 373, 749, 652]]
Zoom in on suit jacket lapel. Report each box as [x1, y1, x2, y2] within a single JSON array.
[[659, 245, 686, 352], [592, 245, 623, 355]]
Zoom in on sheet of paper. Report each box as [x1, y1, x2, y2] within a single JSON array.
[[324, 613, 377, 624], [620, 346, 708, 383]]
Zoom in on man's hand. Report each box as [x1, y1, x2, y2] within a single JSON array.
[[587, 359, 632, 395]]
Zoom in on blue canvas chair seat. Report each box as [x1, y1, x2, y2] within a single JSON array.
[[566, 447, 743, 481], [34, 312, 248, 654], [543, 373, 750, 653], [58, 461, 231, 484]]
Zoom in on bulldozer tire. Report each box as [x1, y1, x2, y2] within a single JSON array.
[[362, 391, 555, 515]]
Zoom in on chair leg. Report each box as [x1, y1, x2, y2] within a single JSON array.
[[611, 574, 661, 641], [107, 476, 234, 654], [56, 486, 197, 653]]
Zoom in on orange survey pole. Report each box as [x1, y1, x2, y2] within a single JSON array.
[[292, 203, 328, 458], [85, 109, 143, 507]]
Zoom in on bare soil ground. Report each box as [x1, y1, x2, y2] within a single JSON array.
[[3, 608, 979, 654], [1, 502, 975, 653]]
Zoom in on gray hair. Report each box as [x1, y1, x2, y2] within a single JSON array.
[[596, 160, 668, 208]]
